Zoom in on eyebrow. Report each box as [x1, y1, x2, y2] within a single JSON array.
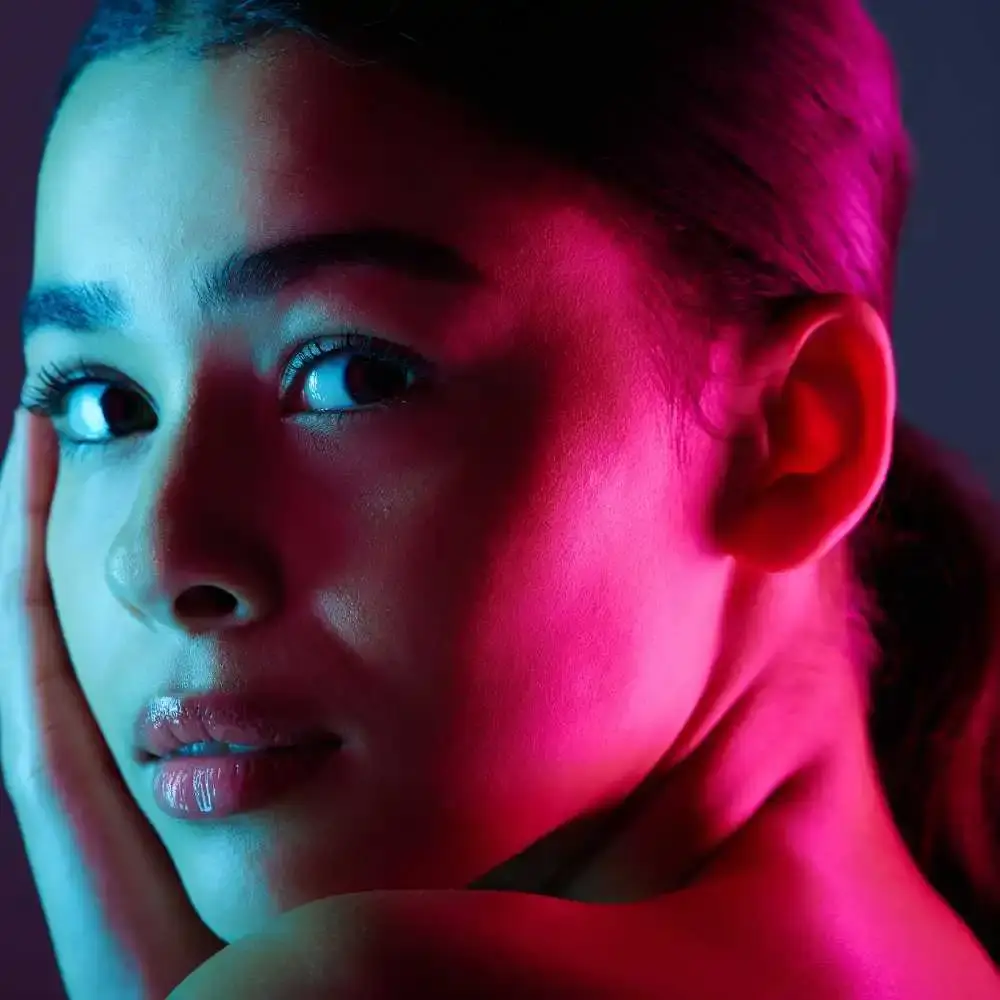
[[21, 227, 483, 342]]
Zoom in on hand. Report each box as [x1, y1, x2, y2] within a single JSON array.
[[0, 410, 225, 1000]]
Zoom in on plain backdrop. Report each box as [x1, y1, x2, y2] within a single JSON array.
[[0, 2, 997, 996]]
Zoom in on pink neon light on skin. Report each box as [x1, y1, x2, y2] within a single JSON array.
[[25, 28, 998, 998]]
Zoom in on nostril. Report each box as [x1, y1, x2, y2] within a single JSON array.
[[174, 584, 239, 619]]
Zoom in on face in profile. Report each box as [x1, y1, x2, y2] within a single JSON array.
[[28, 35, 730, 941]]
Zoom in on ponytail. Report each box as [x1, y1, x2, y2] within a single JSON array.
[[854, 417, 1000, 960]]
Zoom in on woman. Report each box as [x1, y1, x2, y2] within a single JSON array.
[[1, 1, 997, 997]]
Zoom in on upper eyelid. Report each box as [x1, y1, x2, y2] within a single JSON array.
[[22, 331, 431, 425], [28, 328, 421, 384], [276, 330, 427, 393]]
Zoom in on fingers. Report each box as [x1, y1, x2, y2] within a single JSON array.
[[22, 411, 59, 611], [0, 410, 225, 997], [0, 411, 77, 797], [1, 409, 58, 609], [0, 408, 27, 486], [18, 412, 75, 731], [0, 411, 29, 588]]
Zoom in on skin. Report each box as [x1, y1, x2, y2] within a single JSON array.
[[16, 32, 999, 997]]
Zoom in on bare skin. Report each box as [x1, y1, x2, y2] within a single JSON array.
[[2, 33, 997, 999]]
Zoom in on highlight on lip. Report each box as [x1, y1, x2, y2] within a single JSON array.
[[151, 742, 340, 819]]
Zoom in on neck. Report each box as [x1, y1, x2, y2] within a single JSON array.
[[473, 554, 905, 903]]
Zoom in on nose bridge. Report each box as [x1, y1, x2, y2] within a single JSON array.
[[103, 388, 283, 631]]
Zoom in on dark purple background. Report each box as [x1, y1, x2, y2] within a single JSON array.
[[0, 1, 997, 996]]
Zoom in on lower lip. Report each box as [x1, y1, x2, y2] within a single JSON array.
[[150, 744, 340, 820]]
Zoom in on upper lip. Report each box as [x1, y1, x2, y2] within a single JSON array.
[[132, 692, 341, 763]]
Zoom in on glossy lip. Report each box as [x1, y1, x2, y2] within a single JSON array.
[[132, 692, 341, 763], [149, 744, 340, 820]]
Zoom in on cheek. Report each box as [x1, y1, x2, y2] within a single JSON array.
[[45, 469, 127, 683], [448, 396, 728, 779], [440, 477, 678, 753], [48, 487, 87, 623]]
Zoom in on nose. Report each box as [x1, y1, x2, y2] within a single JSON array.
[[105, 524, 283, 634], [100, 368, 290, 633]]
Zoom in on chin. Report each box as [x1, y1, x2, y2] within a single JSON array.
[[177, 862, 292, 944], [206, 896, 301, 945]]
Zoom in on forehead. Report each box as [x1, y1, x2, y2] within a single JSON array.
[[34, 35, 647, 331]]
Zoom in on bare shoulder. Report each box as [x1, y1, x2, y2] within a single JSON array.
[[167, 879, 999, 1000], [166, 885, 794, 999], [687, 853, 1000, 1000], [168, 889, 682, 999]]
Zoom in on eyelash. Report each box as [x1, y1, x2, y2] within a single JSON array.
[[20, 330, 431, 457]]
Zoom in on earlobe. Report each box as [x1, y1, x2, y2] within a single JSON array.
[[719, 295, 897, 574]]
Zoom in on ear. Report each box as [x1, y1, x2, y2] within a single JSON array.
[[717, 295, 897, 573]]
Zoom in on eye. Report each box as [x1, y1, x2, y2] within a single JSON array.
[[281, 331, 433, 416], [20, 332, 433, 452], [20, 360, 157, 448]]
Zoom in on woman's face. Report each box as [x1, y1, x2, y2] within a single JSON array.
[[27, 36, 730, 940]]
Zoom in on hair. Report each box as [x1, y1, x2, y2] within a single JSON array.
[[46, 0, 999, 962]]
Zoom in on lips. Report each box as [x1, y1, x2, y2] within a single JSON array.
[[133, 692, 341, 763]]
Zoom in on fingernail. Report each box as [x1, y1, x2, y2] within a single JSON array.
[[12, 408, 27, 441], [13, 408, 34, 453], [2, 410, 26, 478]]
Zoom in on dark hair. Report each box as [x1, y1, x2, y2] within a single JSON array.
[[46, 0, 999, 961]]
